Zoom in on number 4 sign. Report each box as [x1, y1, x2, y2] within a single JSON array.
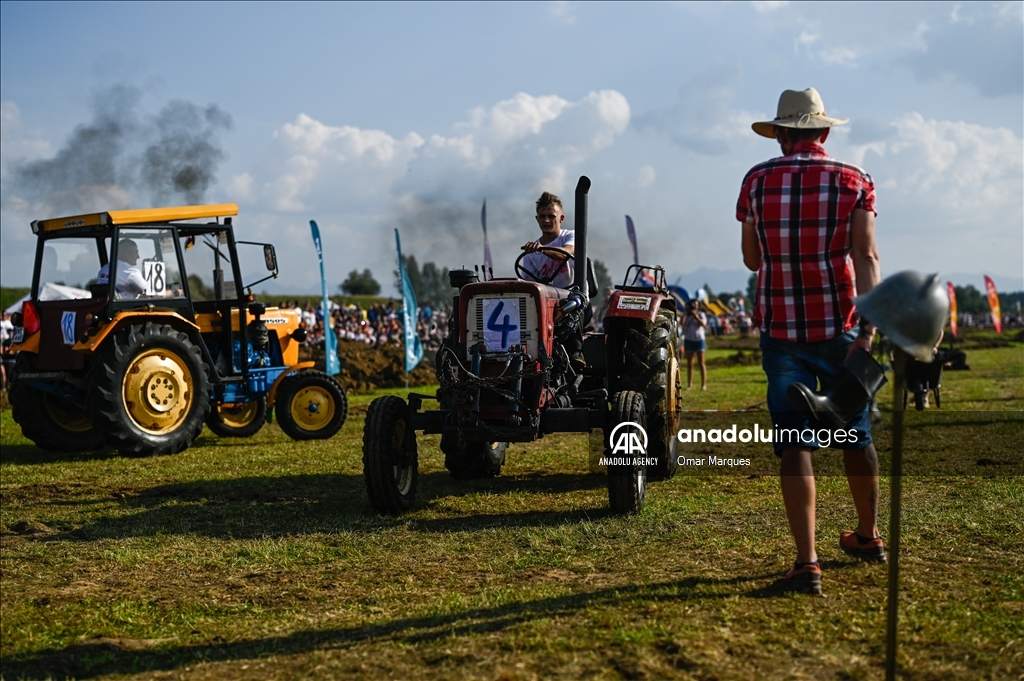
[[482, 298, 520, 352]]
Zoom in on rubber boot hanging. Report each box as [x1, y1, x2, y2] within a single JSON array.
[[786, 348, 888, 430]]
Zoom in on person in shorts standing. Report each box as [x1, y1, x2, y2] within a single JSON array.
[[738, 88, 884, 595], [681, 299, 708, 390]]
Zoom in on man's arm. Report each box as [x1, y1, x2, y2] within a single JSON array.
[[119, 265, 149, 295], [850, 207, 881, 353], [522, 242, 574, 260], [741, 220, 760, 272]]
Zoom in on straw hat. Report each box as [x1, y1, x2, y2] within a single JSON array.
[[752, 88, 849, 139]]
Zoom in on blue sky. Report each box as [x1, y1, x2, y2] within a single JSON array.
[[2, 1, 1022, 295]]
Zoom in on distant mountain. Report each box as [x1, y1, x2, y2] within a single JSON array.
[[667, 268, 753, 297], [666, 269, 1024, 299], [944, 272, 1023, 293]]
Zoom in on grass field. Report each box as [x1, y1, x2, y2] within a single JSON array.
[[1, 339, 1021, 680]]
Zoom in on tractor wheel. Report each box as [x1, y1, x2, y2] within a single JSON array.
[[607, 390, 647, 515], [275, 371, 347, 441], [9, 353, 105, 452], [621, 309, 680, 481], [206, 397, 267, 438], [88, 323, 211, 456], [363, 395, 418, 515], [441, 435, 507, 479]]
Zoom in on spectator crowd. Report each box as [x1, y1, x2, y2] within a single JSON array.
[[280, 299, 451, 352]]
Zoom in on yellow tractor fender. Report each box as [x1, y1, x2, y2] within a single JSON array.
[[72, 310, 200, 352], [10, 332, 41, 354], [267, 362, 316, 408]]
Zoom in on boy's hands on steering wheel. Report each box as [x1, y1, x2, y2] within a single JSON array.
[[515, 245, 573, 285]]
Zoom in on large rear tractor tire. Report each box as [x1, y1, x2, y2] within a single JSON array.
[[621, 309, 680, 481], [363, 396, 418, 515], [441, 435, 508, 479], [88, 323, 211, 456], [606, 390, 648, 515], [275, 371, 348, 441], [206, 397, 267, 438], [9, 353, 105, 452]]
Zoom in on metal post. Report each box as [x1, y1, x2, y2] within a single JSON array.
[[886, 347, 906, 680]]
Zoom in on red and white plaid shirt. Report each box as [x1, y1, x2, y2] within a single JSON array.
[[737, 141, 876, 343]]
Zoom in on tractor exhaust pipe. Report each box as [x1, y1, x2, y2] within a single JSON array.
[[573, 176, 591, 293]]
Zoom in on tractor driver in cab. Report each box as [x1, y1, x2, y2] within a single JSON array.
[[520, 191, 588, 371], [97, 238, 182, 299], [521, 192, 575, 288], [98, 239, 148, 299]]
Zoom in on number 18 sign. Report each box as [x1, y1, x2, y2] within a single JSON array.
[[482, 298, 520, 352]]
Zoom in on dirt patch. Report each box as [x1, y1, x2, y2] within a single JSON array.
[[707, 350, 762, 367], [303, 340, 437, 394]]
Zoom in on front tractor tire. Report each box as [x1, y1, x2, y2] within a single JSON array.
[[275, 371, 348, 441], [88, 323, 211, 456], [441, 435, 508, 479], [206, 397, 267, 438], [363, 396, 418, 515], [621, 309, 681, 481], [606, 390, 648, 515], [9, 354, 106, 452]]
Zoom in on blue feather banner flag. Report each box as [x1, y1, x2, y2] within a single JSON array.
[[309, 220, 340, 376], [668, 285, 691, 308], [625, 215, 639, 265], [395, 228, 424, 374]]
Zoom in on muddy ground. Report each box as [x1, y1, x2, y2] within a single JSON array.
[[303, 340, 438, 394]]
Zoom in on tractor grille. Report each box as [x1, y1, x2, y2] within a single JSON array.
[[474, 296, 529, 333], [465, 294, 538, 358]]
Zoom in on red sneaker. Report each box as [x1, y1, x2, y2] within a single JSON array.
[[840, 531, 887, 562], [783, 561, 822, 595]]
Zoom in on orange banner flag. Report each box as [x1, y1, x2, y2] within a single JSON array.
[[983, 276, 1002, 334], [946, 282, 958, 338]]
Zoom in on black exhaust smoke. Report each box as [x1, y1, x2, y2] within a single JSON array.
[[3, 85, 233, 215]]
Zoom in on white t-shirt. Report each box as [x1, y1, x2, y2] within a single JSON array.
[[99, 261, 148, 298], [683, 310, 707, 342], [520, 230, 575, 289]]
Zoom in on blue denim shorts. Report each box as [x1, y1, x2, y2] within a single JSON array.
[[759, 330, 873, 456], [683, 339, 706, 353]]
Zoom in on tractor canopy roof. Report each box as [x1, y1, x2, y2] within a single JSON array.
[[31, 204, 239, 235]]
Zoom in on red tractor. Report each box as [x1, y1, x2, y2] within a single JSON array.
[[362, 177, 680, 515]]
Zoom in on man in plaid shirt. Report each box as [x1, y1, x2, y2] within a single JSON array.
[[738, 88, 884, 595]]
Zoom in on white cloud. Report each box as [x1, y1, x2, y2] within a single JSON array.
[[836, 113, 1023, 275], [631, 165, 656, 189], [635, 63, 765, 156], [399, 90, 629, 199], [266, 114, 424, 212], [752, 1, 789, 12], [548, 1, 576, 25], [241, 90, 632, 292], [760, 2, 1022, 95], [846, 113, 1023, 216], [225, 172, 254, 201], [0, 101, 54, 177]]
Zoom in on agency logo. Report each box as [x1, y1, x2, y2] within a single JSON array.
[[609, 421, 648, 456]]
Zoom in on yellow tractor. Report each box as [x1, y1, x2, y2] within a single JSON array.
[[8, 204, 347, 456]]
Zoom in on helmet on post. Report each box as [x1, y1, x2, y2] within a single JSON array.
[[854, 271, 949, 363]]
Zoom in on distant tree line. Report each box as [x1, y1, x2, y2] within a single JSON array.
[[338, 258, 453, 306], [953, 285, 1023, 315], [395, 256, 451, 308], [340, 269, 381, 296]]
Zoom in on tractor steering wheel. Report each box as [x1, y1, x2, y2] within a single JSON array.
[[515, 246, 574, 286]]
